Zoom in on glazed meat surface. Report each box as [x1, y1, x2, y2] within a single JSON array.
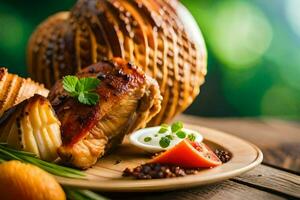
[[48, 58, 162, 168]]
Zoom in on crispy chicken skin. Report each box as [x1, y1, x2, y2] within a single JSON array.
[[48, 58, 162, 169]]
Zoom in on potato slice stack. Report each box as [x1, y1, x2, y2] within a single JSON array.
[[27, 0, 207, 125], [0, 68, 49, 117], [0, 95, 62, 161]]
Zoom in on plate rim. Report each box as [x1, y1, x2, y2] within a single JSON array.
[[56, 126, 263, 192]]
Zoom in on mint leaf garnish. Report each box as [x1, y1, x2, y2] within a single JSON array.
[[63, 75, 78, 95], [63, 76, 100, 106], [78, 92, 99, 106], [78, 77, 101, 91]]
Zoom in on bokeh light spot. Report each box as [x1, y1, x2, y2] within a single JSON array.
[[210, 1, 273, 69], [285, 0, 300, 38], [0, 14, 25, 50], [261, 85, 300, 118], [0, 3, 30, 75], [222, 64, 273, 116]]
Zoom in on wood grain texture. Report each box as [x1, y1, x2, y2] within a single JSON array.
[[175, 115, 300, 172], [101, 165, 300, 200], [232, 165, 300, 199], [103, 180, 284, 200]]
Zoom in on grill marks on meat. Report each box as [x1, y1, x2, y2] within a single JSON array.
[[48, 58, 162, 168]]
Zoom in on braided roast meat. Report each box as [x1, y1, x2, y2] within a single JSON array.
[[27, 0, 207, 125]]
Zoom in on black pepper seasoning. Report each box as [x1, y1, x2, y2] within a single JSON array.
[[123, 163, 202, 179], [214, 149, 231, 163]]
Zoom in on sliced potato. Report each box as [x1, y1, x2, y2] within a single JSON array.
[[0, 94, 61, 161], [0, 68, 49, 117]]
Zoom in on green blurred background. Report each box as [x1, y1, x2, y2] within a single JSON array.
[[0, 0, 299, 119]]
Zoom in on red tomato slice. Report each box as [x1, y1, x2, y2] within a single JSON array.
[[151, 140, 222, 168]]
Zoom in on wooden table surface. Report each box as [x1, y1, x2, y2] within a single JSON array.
[[103, 115, 300, 200]]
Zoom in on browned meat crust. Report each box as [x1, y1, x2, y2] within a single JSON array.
[[49, 58, 161, 168]]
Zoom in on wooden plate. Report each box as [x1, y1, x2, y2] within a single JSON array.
[[56, 124, 263, 192]]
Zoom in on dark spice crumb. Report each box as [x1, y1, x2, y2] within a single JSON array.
[[88, 67, 96, 73], [127, 62, 134, 69], [214, 149, 231, 163], [123, 163, 201, 179], [114, 160, 122, 165], [58, 95, 67, 101]]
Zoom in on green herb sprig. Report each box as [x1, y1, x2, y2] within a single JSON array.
[[64, 188, 108, 200], [157, 121, 200, 148], [0, 143, 85, 179], [63, 75, 100, 106], [157, 122, 185, 148]]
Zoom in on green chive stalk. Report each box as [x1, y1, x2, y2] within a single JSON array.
[[0, 143, 85, 179], [64, 188, 109, 200]]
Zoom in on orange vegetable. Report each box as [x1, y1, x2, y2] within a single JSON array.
[[0, 161, 66, 200], [151, 140, 222, 168]]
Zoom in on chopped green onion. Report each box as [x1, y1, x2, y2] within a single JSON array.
[[188, 133, 196, 142], [158, 123, 169, 134], [158, 127, 168, 134], [176, 131, 186, 139], [64, 188, 108, 200], [161, 124, 169, 128], [159, 137, 170, 148], [0, 144, 85, 179], [165, 135, 174, 140], [144, 137, 152, 142], [171, 121, 183, 133]]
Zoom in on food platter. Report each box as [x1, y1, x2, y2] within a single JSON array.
[[56, 124, 263, 192]]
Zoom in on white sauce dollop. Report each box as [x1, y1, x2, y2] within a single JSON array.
[[130, 127, 203, 153]]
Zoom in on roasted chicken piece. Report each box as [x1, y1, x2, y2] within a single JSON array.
[[0, 95, 62, 161], [48, 58, 162, 168]]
